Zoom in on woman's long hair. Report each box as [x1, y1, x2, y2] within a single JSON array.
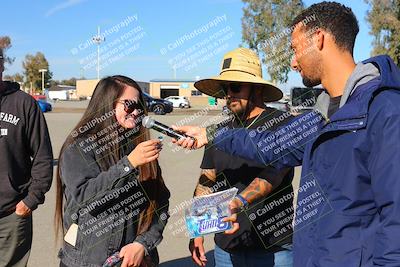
[[55, 75, 167, 241]]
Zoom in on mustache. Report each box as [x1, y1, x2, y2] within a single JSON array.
[[226, 97, 240, 106]]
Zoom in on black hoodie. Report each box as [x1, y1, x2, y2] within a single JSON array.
[[0, 81, 53, 216]]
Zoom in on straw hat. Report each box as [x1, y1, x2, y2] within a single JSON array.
[[194, 48, 283, 102]]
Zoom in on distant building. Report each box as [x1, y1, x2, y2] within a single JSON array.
[[149, 79, 209, 106], [76, 78, 215, 106], [48, 85, 77, 100], [76, 79, 149, 98]]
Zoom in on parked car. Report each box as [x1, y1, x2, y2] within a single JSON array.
[[164, 96, 191, 108], [143, 92, 173, 115], [265, 101, 290, 113], [37, 100, 52, 113], [31, 94, 47, 101], [290, 87, 324, 114]]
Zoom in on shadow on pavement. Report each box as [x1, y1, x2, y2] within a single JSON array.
[[160, 250, 215, 267]]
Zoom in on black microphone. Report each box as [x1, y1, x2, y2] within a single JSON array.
[[142, 116, 195, 140]]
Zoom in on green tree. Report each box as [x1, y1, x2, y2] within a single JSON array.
[[3, 73, 24, 83], [49, 77, 77, 87], [0, 36, 15, 66], [365, 0, 400, 66], [49, 80, 59, 88], [61, 77, 77, 86], [242, 0, 304, 83], [22, 52, 53, 92]]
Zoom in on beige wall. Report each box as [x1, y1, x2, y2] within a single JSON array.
[[76, 79, 219, 107], [150, 81, 216, 106], [149, 81, 205, 98], [77, 79, 150, 98], [189, 96, 210, 106], [76, 79, 100, 98]]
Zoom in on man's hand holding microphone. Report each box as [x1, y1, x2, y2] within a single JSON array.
[[171, 125, 208, 149]]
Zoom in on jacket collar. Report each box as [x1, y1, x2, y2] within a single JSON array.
[[321, 55, 400, 125]]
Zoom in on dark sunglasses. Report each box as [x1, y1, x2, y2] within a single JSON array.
[[222, 83, 242, 94], [118, 99, 143, 114]]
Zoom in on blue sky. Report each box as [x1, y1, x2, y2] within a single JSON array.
[[2, 0, 373, 93]]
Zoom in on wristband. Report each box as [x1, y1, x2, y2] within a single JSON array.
[[235, 194, 249, 207]]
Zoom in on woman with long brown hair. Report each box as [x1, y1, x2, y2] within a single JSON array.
[[55, 75, 170, 267]]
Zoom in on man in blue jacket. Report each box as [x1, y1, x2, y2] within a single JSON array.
[[173, 2, 400, 266]]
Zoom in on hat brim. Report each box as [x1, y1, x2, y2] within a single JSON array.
[[194, 71, 283, 102]]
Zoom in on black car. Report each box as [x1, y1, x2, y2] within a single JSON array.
[[143, 92, 173, 115], [291, 87, 324, 114]]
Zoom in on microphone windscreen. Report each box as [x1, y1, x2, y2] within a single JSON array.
[[142, 116, 153, 128]]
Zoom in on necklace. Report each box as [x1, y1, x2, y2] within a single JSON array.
[[245, 111, 263, 129]]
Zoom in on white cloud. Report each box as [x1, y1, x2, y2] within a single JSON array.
[[45, 0, 87, 17]]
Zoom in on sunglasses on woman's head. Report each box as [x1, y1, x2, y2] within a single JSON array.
[[118, 99, 143, 114], [222, 83, 242, 94]]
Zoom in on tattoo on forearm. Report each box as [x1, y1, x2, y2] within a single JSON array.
[[194, 169, 217, 197], [240, 178, 273, 204]]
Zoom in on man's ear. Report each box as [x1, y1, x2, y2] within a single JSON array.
[[315, 29, 324, 51]]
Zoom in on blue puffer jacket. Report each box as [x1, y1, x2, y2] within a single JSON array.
[[211, 55, 400, 266]]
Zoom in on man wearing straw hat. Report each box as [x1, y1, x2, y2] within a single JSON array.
[[188, 47, 294, 267]]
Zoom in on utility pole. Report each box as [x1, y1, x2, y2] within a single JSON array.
[[92, 26, 105, 80]]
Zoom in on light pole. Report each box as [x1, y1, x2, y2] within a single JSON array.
[[172, 65, 177, 79], [39, 69, 47, 93], [92, 26, 105, 80]]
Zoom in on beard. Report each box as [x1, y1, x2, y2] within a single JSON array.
[[300, 51, 322, 87], [227, 98, 246, 118], [302, 76, 321, 87]]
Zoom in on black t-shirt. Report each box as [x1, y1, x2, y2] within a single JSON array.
[[200, 108, 295, 253], [328, 95, 342, 118]]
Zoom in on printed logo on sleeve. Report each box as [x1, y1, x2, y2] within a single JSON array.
[[0, 112, 20, 126]]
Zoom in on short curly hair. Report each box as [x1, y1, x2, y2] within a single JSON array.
[[291, 1, 359, 54]]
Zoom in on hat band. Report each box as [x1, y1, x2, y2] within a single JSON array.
[[220, 68, 259, 78]]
